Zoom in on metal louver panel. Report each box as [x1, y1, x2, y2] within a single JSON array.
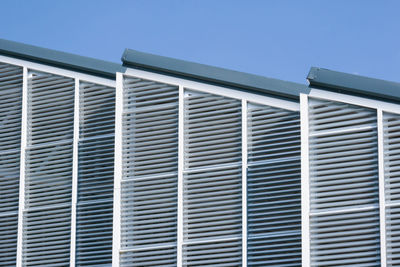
[[23, 71, 74, 266], [183, 90, 242, 266], [184, 90, 242, 169], [383, 112, 400, 265], [76, 82, 115, 266], [247, 103, 301, 266], [311, 209, 381, 266], [0, 62, 22, 266], [120, 76, 178, 266], [308, 97, 380, 266]]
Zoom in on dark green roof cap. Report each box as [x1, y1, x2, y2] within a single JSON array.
[[308, 67, 400, 102], [0, 38, 124, 79], [122, 49, 309, 100]]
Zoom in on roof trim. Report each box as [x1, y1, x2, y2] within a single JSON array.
[[122, 49, 309, 100], [0, 38, 124, 79], [308, 67, 400, 102]]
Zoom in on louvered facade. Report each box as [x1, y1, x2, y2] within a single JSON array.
[[1, 38, 400, 266]]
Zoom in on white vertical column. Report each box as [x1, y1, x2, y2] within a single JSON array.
[[16, 67, 28, 267], [300, 94, 310, 267], [241, 100, 248, 267], [70, 78, 80, 267], [177, 85, 184, 267], [377, 109, 387, 267], [112, 73, 123, 267]]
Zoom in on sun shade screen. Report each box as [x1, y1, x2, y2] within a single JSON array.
[[0, 62, 22, 266], [183, 90, 242, 266], [76, 82, 115, 266], [308, 98, 381, 266], [23, 71, 74, 266], [383, 112, 400, 265], [120, 76, 178, 266], [246, 103, 301, 266]]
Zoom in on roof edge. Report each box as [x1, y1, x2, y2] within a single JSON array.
[[122, 48, 309, 100], [0, 38, 124, 79], [307, 67, 400, 102]]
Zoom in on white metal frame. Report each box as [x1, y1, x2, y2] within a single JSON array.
[[16, 67, 28, 267], [303, 88, 400, 267], [115, 68, 300, 267], [123, 68, 299, 112], [70, 78, 80, 266], [300, 93, 310, 267], [241, 100, 248, 267], [177, 85, 184, 267], [0, 55, 115, 89], [377, 109, 387, 267], [112, 73, 123, 267]]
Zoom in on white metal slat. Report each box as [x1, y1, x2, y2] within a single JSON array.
[[308, 97, 381, 267], [246, 103, 301, 267], [120, 75, 178, 266], [76, 81, 115, 266], [0, 62, 22, 266], [183, 90, 242, 266], [23, 71, 74, 266]]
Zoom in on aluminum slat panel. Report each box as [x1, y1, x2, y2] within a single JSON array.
[[247, 103, 301, 266], [23, 70, 74, 266], [120, 75, 178, 266], [76, 81, 115, 266], [308, 98, 380, 267]]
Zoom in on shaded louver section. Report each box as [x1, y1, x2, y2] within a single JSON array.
[[308, 98, 380, 266], [183, 90, 242, 266], [383, 112, 400, 265], [246, 103, 301, 266], [120, 76, 178, 266], [23, 71, 74, 266], [76, 82, 115, 266], [0, 62, 22, 266]]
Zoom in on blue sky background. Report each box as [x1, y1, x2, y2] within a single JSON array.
[[1, 0, 399, 84]]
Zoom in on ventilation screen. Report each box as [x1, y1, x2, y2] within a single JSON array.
[[120, 76, 178, 266], [23, 71, 74, 266], [308, 98, 380, 266], [247, 103, 301, 266], [76, 82, 115, 266], [183, 90, 242, 266], [0, 62, 22, 266], [383, 112, 400, 265]]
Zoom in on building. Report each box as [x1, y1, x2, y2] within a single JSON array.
[[0, 38, 398, 266]]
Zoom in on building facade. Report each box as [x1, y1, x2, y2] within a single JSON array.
[[0, 38, 399, 266]]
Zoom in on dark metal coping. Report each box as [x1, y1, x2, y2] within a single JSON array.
[[308, 67, 400, 103], [0, 38, 124, 79], [122, 48, 309, 100]]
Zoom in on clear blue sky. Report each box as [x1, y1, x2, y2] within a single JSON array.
[[1, 0, 399, 84]]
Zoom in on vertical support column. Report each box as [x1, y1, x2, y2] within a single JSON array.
[[70, 78, 80, 267], [112, 73, 123, 267], [241, 100, 248, 267], [377, 109, 387, 267], [16, 66, 28, 267], [300, 94, 310, 267], [177, 85, 184, 267]]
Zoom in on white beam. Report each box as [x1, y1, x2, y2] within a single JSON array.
[[70, 78, 80, 266], [112, 72, 123, 267], [377, 109, 387, 267], [241, 99, 248, 267], [300, 93, 311, 267], [177, 85, 184, 267], [16, 67, 28, 267]]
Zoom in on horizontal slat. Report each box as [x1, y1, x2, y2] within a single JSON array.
[[120, 245, 177, 267], [23, 205, 71, 267], [183, 239, 242, 266]]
